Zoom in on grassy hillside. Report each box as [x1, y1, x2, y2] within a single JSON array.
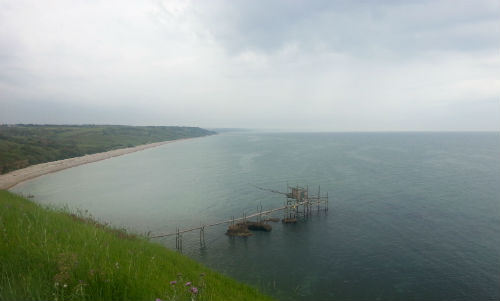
[[0, 125, 215, 174], [0, 190, 272, 301]]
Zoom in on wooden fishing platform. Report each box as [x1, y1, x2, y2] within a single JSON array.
[[150, 184, 329, 251]]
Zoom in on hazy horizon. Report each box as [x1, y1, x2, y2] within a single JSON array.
[[2, 124, 499, 134], [1, 0, 499, 131]]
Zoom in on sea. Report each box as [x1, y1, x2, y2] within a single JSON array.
[[12, 132, 500, 301]]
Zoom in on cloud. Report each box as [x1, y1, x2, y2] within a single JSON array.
[[0, 0, 498, 130], [192, 0, 499, 56]]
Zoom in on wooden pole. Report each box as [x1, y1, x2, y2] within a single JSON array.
[[317, 185, 321, 212], [150, 189, 330, 239], [175, 227, 182, 251], [326, 192, 329, 211], [259, 203, 263, 223], [199, 226, 202, 244], [199, 226, 205, 247]]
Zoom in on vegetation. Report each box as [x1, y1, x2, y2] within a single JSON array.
[[0, 124, 215, 174], [0, 190, 272, 301]]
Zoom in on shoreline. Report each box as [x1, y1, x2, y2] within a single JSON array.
[[0, 137, 194, 190]]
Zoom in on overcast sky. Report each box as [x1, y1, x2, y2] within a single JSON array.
[[0, 0, 499, 131]]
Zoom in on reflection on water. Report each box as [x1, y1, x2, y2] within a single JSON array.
[[13, 132, 500, 301]]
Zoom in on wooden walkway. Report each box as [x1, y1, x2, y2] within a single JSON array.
[[150, 199, 325, 239]]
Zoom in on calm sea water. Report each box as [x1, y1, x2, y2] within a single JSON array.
[[13, 132, 500, 301]]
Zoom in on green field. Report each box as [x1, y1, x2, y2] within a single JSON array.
[[0, 190, 272, 301], [0, 125, 215, 174]]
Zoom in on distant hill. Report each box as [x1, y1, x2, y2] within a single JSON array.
[[0, 124, 216, 174], [208, 128, 253, 133]]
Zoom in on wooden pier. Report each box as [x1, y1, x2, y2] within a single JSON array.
[[151, 184, 329, 250]]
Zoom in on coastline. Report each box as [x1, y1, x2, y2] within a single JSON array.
[[0, 137, 194, 190]]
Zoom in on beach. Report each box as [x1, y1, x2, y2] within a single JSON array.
[[7, 132, 500, 301], [0, 138, 190, 190]]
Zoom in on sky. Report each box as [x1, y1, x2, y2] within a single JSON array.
[[0, 0, 499, 131]]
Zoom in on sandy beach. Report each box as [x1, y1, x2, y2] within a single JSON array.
[[0, 138, 191, 190]]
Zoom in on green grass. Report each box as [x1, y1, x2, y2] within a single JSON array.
[[0, 190, 272, 301], [0, 125, 215, 174]]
